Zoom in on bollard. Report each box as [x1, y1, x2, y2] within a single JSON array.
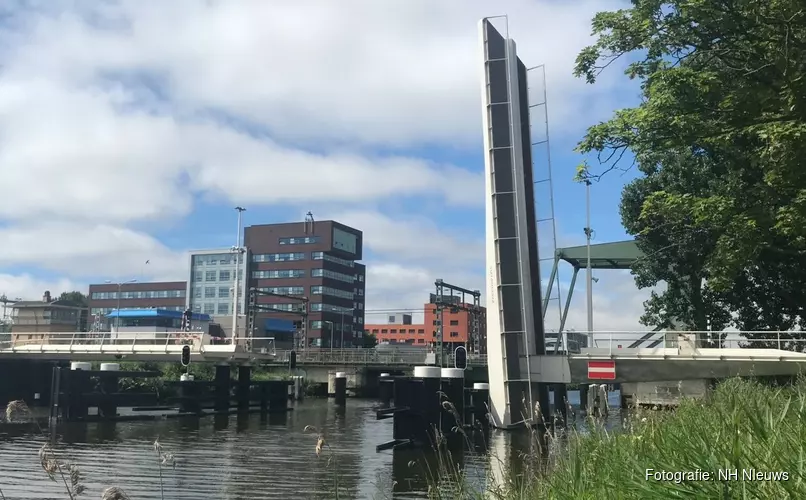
[[471, 382, 490, 426], [440, 368, 465, 433], [214, 364, 231, 413], [579, 384, 589, 413], [237, 365, 252, 412], [179, 374, 200, 414], [587, 384, 599, 417], [65, 366, 90, 421], [413, 366, 442, 445], [98, 363, 120, 419], [294, 376, 303, 401], [379, 373, 393, 405], [334, 372, 347, 406], [553, 384, 568, 425], [598, 384, 610, 417]]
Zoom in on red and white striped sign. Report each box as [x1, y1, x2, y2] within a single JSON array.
[[588, 360, 616, 380]]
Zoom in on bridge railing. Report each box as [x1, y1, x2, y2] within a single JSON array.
[[270, 347, 488, 366], [0, 331, 213, 351], [578, 331, 806, 356]]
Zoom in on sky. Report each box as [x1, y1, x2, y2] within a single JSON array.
[[0, 0, 656, 334]]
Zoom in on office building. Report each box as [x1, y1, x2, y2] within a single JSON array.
[[186, 249, 247, 317], [244, 219, 365, 347], [88, 281, 187, 317], [365, 299, 487, 352]]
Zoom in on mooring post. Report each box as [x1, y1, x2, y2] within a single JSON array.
[[67, 362, 91, 421], [440, 368, 465, 433], [553, 384, 568, 425], [413, 366, 442, 446], [237, 365, 251, 412], [214, 363, 231, 413], [334, 372, 347, 406], [178, 373, 199, 414], [98, 363, 120, 419], [378, 373, 393, 405], [471, 382, 490, 427], [579, 384, 589, 413]]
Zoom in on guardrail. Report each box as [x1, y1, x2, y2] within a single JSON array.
[[576, 331, 806, 356], [270, 348, 488, 367]]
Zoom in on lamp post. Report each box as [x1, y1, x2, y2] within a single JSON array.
[[583, 178, 594, 346], [231, 206, 246, 344], [324, 321, 334, 352], [105, 279, 137, 331]]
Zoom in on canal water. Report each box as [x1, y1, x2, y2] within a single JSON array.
[[0, 391, 622, 499]]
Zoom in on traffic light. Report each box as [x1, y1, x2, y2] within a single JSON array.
[[289, 350, 297, 370], [181, 345, 191, 367], [181, 308, 192, 332], [454, 346, 467, 370]]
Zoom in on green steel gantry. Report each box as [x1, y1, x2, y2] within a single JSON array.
[[542, 239, 644, 335]]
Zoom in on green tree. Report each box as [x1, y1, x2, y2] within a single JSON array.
[[575, 1, 806, 343], [362, 332, 378, 349], [58, 291, 89, 307]]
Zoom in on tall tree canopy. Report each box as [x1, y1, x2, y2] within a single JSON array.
[[575, 0, 806, 342], [58, 291, 89, 307]]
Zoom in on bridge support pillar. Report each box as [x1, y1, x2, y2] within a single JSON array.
[[440, 368, 465, 435], [379, 373, 393, 405], [214, 364, 231, 413], [237, 365, 251, 412], [66, 363, 91, 421]]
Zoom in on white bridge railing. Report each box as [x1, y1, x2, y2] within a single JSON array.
[[573, 331, 806, 356]]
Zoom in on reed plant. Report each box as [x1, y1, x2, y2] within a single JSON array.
[[420, 378, 806, 499], [1, 399, 178, 499]]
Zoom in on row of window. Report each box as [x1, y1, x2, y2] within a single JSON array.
[[252, 252, 306, 262], [252, 269, 306, 279], [375, 329, 461, 338], [279, 236, 320, 245], [310, 320, 353, 333], [90, 306, 185, 315], [192, 269, 244, 283], [310, 268, 355, 284], [91, 290, 186, 300], [192, 254, 244, 266], [310, 286, 354, 300], [193, 287, 236, 299], [312, 251, 355, 268]]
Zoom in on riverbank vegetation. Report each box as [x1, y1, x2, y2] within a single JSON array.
[[419, 378, 806, 499]]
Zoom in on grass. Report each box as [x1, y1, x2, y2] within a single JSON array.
[[420, 378, 806, 499]]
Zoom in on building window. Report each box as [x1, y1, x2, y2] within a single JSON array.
[[265, 303, 305, 313], [310, 286, 353, 300], [192, 305, 202, 313], [311, 268, 354, 283], [193, 271, 203, 282], [357, 274, 364, 282], [217, 303, 229, 315], [311, 252, 355, 268], [193, 288, 202, 299], [204, 287, 216, 298], [219, 270, 231, 282], [418, 329, 425, 334], [252, 269, 306, 279], [279, 236, 321, 245], [450, 320, 459, 326], [450, 332, 459, 337], [310, 320, 323, 330], [309, 303, 352, 314], [357, 289, 364, 296], [218, 287, 230, 298], [205, 271, 217, 282], [256, 286, 305, 296], [252, 252, 306, 262]]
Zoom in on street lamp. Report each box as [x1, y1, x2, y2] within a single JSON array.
[[105, 279, 137, 331], [231, 206, 246, 345], [583, 178, 594, 346], [324, 321, 334, 352]]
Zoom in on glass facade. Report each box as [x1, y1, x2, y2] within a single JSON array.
[[189, 251, 245, 316]]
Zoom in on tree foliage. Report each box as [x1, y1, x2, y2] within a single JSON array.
[[58, 291, 89, 307], [576, 0, 806, 342]]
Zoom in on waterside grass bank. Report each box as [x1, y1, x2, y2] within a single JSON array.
[[437, 378, 806, 499]]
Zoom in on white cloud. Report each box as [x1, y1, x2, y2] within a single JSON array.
[[0, 0, 628, 224], [0, 273, 83, 304], [0, 222, 187, 281]]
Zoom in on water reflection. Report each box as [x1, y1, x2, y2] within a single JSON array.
[[0, 390, 624, 499]]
